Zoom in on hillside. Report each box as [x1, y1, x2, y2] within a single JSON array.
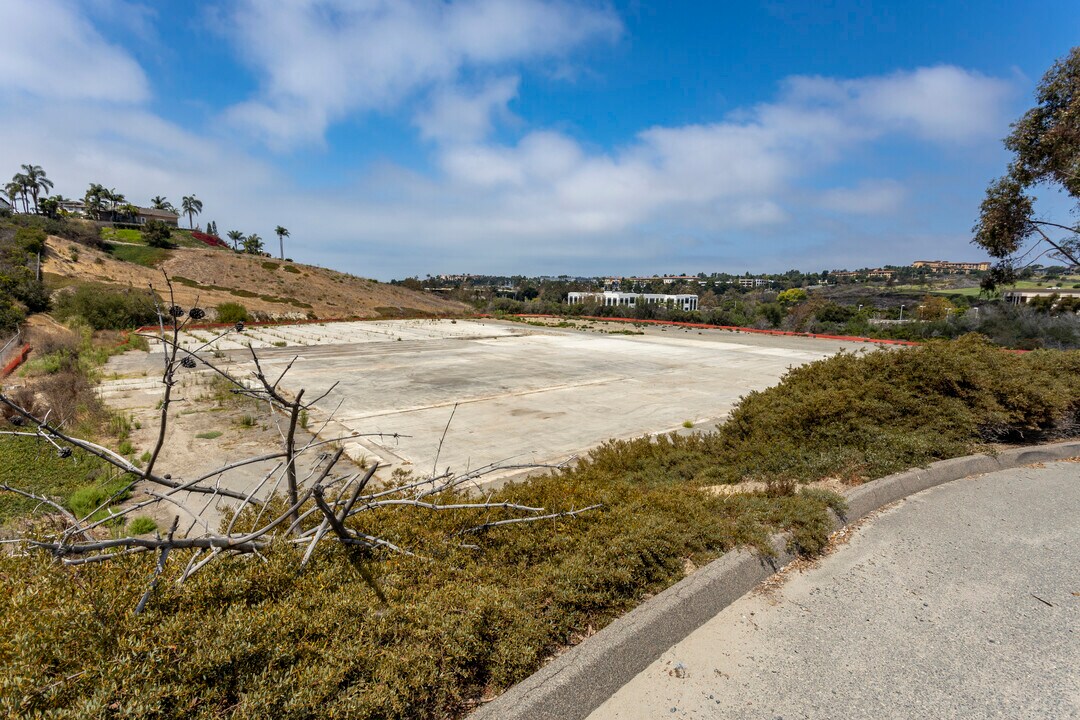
[[41, 235, 468, 320]]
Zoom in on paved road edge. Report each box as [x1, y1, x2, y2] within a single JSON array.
[[469, 439, 1080, 720]]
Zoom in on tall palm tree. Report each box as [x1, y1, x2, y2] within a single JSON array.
[[150, 195, 176, 212], [274, 225, 290, 260], [11, 173, 31, 213], [84, 183, 106, 220], [226, 230, 244, 251], [181, 195, 203, 229], [3, 181, 22, 213], [20, 164, 52, 214]]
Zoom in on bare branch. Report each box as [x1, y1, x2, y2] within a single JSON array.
[[458, 505, 603, 535]]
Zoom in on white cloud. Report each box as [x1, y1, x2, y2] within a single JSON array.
[[782, 65, 1014, 143], [820, 179, 906, 215], [0, 0, 149, 102], [415, 76, 520, 143], [222, 0, 622, 147]]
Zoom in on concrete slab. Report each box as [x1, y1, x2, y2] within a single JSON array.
[[203, 320, 872, 479]]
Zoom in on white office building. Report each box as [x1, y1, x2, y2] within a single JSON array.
[[567, 291, 698, 312]]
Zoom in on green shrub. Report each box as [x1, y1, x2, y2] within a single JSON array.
[[53, 283, 159, 329], [215, 302, 250, 324], [698, 334, 1080, 485], [126, 517, 158, 535], [142, 220, 173, 248], [0, 298, 25, 333], [64, 475, 133, 521]]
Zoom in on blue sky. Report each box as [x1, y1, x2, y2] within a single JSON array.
[[2, 1, 1078, 279]]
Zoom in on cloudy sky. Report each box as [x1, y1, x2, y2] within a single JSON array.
[[1, 1, 1077, 279]]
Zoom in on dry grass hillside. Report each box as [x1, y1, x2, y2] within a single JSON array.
[[42, 235, 468, 320]]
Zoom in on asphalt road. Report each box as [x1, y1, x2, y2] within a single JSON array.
[[589, 460, 1080, 719]]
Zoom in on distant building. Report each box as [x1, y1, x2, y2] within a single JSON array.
[[830, 268, 895, 280], [135, 207, 180, 227], [737, 277, 770, 288], [913, 260, 991, 272], [1002, 288, 1080, 305], [567, 291, 698, 312], [57, 199, 86, 216], [867, 268, 894, 279], [0, 197, 11, 212], [609, 275, 699, 289]]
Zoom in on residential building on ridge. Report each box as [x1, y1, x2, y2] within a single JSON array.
[[134, 207, 180, 226], [567, 291, 698, 312], [912, 260, 992, 272]]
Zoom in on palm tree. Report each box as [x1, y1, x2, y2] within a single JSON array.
[[84, 183, 106, 220], [4, 181, 22, 213], [243, 233, 264, 255], [150, 195, 176, 212], [226, 230, 244, 251], [20, 164, 53, 214], [10, 173, 31, 213], [181, 195, 203, 229], [274, 225, 290, 260]]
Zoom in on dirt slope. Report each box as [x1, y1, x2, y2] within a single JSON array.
[[42, 236, 468, 320]]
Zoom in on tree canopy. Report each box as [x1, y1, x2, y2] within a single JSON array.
[[973, 47, 1080, 287]]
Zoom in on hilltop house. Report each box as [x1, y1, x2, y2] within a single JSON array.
[[0, 196, 11, 212], [135, 207, 180, 227]]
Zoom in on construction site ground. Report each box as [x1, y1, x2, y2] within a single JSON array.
[[98, 318, 871, 526]]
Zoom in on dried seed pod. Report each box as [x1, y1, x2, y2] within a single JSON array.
[[188, 307, 206, 320], [234, 321, 245, 332], [57, 447, 72, 458], [180, 356, 197, 369], [168, 305, 185, 318], [9, 415, 24, 426]]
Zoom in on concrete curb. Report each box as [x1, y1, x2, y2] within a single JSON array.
[[470, 439, 1080, 720]]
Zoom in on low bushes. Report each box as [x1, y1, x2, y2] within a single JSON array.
[[702, 334, 1080, 484], [1, 336, 1078, 718], [53, 282, 159, 329]]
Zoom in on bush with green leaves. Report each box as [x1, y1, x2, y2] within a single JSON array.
[[214, 301, 250, 324], [53, 282, 159, 329], [142, 219, 174, 248]]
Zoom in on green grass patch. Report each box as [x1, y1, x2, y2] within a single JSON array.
[[66, 475, 133, 522], [261, 261, 280, 271], [195, 431, 222, 440], [99, 227, 144, 243], [282, 265, 301, 274], [126, 516, 157, 535], [106, 242, 170, 268]]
